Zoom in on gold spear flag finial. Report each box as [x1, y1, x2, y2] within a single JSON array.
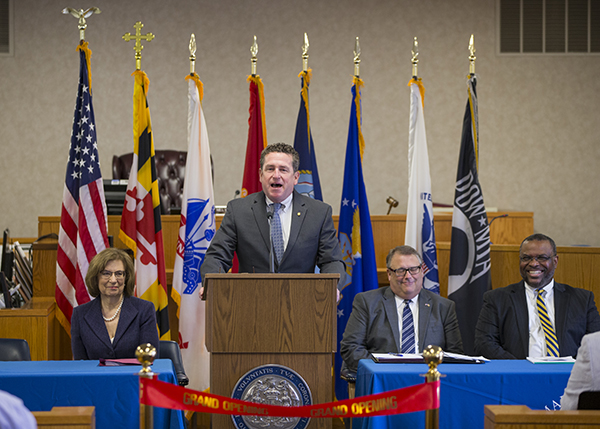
[[302, 32, 309, 72], [62, 7, 101, 42], [122, 21, 155, 71], [411, 36, 419, 79], [189, 34, 197, 75], [469, 34, 476, 75], [353, 36, 361, 77], [250, 35, 258, 76]]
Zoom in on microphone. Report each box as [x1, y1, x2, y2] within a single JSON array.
[[233, 190, 241, 199], [488, 213, 508, 245], [266, 205, 275, 273], [489, 213, 508, 227]]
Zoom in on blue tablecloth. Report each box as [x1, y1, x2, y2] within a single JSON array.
[[355, 359, 573, 429], [0, 359, 185, 429]]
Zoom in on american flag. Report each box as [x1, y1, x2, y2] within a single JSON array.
[[56, 42, 109, 327]]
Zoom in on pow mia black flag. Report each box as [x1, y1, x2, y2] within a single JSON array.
[[448, 75, 492, 355]]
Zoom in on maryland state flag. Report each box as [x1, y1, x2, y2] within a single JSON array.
[[240, 75, 267, 197], [336, 76, 378, 400], [119, 70, 170, 340], [448, 75, 491, 355], [293, 69, 322, 200]]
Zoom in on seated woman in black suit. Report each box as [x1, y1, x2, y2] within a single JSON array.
[[71, 248, 159, 360]]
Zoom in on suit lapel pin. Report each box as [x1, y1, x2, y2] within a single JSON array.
[[425, 303, 430, 307], [297, 212, 301, 216]]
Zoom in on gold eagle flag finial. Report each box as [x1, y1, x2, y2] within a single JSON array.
[[353, 36, 361, 77], [62, 7, 101, 42], [122, 21, 155, 71]]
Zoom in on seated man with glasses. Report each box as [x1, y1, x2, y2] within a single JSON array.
[[340, 245, 463, 373], [474, 233, 600, 359]]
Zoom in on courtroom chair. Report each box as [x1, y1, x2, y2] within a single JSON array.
[[578, 391, 600, 410], [112, 150, 187, 215], [0, 338, 31, 361], [159, 340, 189, 386]]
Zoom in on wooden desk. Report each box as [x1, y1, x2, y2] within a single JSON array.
[[484, 405, 600, 428], [32, 406, 95, 429], [0, 297, 57, 360]]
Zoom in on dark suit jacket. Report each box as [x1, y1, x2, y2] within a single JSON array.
[[474, 281, 600, 359], [71, 296, 159, 360], [200, 190, 345, 286], [340, 287, 464, 372]]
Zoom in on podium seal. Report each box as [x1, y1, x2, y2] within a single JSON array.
[[231, 364, 312, 429]]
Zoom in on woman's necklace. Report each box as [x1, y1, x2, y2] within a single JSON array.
[[103, 296, 124, 322]]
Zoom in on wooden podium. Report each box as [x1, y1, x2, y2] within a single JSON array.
[[205, 273, 339, 429]]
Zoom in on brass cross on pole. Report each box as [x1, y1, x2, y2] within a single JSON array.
[[122, 21, 155, 70]]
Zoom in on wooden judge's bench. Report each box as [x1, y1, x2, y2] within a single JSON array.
[[8, 210, 600, 361]]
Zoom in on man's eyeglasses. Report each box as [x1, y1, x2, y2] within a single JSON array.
[[100, 270, 125, 279], [388, 266, 421, 277], [519, 255, 555, 264]]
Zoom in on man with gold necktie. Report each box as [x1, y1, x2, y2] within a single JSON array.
[[475, 234, 600, 359]]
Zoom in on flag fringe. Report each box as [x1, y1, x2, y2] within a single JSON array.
[[76, 42, 93, 94], [185, 73, 204, 102], [352, 76, 365, 161], [247, 75, 268, 148], [407, 78, 426, 109], [299, 69, 312, 153]]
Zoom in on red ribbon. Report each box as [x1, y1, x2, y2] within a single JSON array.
[[140, 377, 439, 418]]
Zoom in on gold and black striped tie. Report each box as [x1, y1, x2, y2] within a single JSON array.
[[537, 289, 559, 357]]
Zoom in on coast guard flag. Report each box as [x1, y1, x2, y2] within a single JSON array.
[[336, 76, 379, 400], [448, 75, 491, 355], [172, 73, 215, 391], [119, 70, 170, 340], [56, 42, 109, 329], [241, 75, 267, 198], [404, 78, 439, 294], [293, 69, 322, 200]]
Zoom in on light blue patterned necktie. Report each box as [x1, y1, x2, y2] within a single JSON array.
[[270, 203, 284, 264], [401, 299, 416, 353]]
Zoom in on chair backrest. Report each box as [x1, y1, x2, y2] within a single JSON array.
[[112, 151, 187, 215], [578, 390, 600, 410], [0, 338, 31, 361], [159, 340, 189, 386]]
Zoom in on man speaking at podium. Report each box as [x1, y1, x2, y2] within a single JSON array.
[[200, 143, 345, 293]]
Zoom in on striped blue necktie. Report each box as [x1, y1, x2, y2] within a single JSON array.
[[537, 289, 559, 357], [270, 203, 284, 264], [401, 299, 416, 353]]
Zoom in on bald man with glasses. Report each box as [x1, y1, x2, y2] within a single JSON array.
[[340, 245, 463, 373], [474, 233, 600, 359]]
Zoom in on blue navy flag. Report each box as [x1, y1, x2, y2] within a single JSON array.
[[336, 77, 378, 400], [448, 75, 492, 355], [293, 70, 322, 200]]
